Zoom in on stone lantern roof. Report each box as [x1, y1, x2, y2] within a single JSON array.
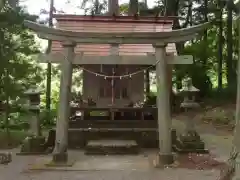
[[178, 77, 200, 95], [24, 87, 43, 95]]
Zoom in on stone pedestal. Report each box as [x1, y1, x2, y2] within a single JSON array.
[[174, 130, 207, 153], [153, 153, 175, 167], [0, 153, 12, 164], [52, 152, 68, 163], [28, 108, 41, 136], [173, 110, 207, 153], [19, 136, 46, 154]]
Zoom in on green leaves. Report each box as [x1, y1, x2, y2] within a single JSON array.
[[0, 6, 43, 104]]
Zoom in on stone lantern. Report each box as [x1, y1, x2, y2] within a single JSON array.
[[174, 77, 207, 153], [24, 87, 42, 137], [180, 77, 200, 130], [19, 88, 47, 154]]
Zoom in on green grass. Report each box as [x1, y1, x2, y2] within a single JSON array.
[[0, 130, 30, 149]]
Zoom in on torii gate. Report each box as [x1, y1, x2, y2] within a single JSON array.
[[24, 19, 209, 165], [40, 15, 192, 107]]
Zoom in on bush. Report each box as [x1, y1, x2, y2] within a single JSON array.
[[0, 130, 30, 149], [40, 109, 57, 127]]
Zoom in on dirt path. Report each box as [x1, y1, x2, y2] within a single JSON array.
[[0, 149, 220, 180], [0, 120, 239, 180], [173, 118, 240, 180]]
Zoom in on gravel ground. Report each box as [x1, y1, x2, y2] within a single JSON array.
[[0, 120, 239, 180], [0, 151, 220, 180]]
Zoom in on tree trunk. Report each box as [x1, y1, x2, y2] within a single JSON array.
[[145, 70, 150, 95], [226, 0, 234, 89], [4, 96, 10, 144], [45, 0, 54, 123], [163, 0, 179, 107], [7, 0, 18, 8], [128, 0, 138, 15], [94, 0, 100, 14], [233, 13, 240, 154], [217, 1, 223, 91], [4, 66, 10, 145], [164, 0, 175, 16], [108, 0, 119, 15], [164, 0, 183, 52], [143, 0, 147, 7], [202, 0, 208, 66]]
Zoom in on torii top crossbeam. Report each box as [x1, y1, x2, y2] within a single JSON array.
[[24, 17, 209, 45]]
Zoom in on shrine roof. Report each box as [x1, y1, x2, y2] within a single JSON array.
[[51, 14, 177, 56], [53, 14, 176, 24]]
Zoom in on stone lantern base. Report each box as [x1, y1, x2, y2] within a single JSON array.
[[19, 136, 46, 154], [47, 152, 75, 167], [0, 153, 12, 164], [173, 130, 208, 154], [52, 152, 68, 163], [153, 153, 175, 167]]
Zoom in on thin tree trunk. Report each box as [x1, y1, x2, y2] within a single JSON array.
[[45, 0, 54, 122], [4, 96, 10, 145], [203, 0, 208, 66], [4, 66, 10, 145], [218, 1, 223, 91], [94, 0, 100, 14], [128, 0, 138, 15], [7, 0, 18, 8], [108, 0, 119, 15], [226, 0, 234, 89], [0, 0, 5, 10], [144, 0, 147, 7], [145, 70, 150, 95], [189, 1, 193, 44], [233, 14, 240, 156]]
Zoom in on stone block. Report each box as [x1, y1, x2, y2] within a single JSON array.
[[20, 136, 46, 154], [153, 153, 174, 167], [173, 130, 208, 154], [52, 152, 68, 164], [85, 140, 140, 155], [0, 153, 12, 164]]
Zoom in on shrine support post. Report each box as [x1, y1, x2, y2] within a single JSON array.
[[154, 43, 174, 165], [53, 42, 75, 163]]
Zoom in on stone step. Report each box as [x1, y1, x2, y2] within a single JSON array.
[[85, 140, 140, 155]]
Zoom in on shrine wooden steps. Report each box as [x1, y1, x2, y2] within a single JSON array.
[[46, 128, 177, 149], [84, 140, 140, 155]]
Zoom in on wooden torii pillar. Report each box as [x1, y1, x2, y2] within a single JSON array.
[[24, 20, 209, 165]]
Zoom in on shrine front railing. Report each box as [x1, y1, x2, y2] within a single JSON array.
[[69, 107, 158, 128]]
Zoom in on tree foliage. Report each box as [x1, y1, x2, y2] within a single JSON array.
[[0, 4, 44, 130], [0, 0, 238, 128]]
